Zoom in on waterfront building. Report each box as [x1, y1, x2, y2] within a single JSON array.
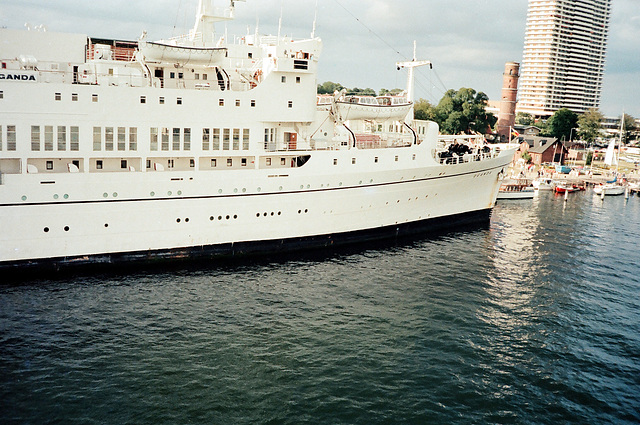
[[517, 0, 612, 118]]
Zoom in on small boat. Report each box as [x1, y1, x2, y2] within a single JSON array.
[[497, 180, 536, 200], [555, 183, 584, 194], [593, 184, 626, 196], [532, 177, 555, 191], [334, 95, 413, 121]]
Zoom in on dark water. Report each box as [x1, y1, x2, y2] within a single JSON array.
[[2, 191, 639, 424]]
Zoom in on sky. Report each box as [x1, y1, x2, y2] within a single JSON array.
[[2, 0, 638, 118]]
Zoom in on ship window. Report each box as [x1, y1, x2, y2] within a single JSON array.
[[161, 128, 169, 151], [118, 127, 126, 151], [203, 74, 208, 80], [296, 77, 301, 83], [1, 62, 5, 69], [129, 127, 137, 151], [251, 99, 256, 107], [31, 126, 41, 151], [241, 158, 247, 167], [281, 76, 286, 83], [72, 93, 78, 102], [140, 96, 146, 104], [202, 128, 210, 150], [352, 158, 356, 164], [227, 158, 233, 167], [288, 101, 293, 108], [248, 53, 253, 59], [0, 90, 3, 99], [58, 126, 67, 151], [412, 154, 416, 160], [178, 72, 184, 79], [150, 128, 158, 151], [280, 158, 286, 166], [96, 160, 103, 170], [0, 125, 3, 151], [7, 125, 16, 151], [233, 129, 240, 150], [108, 68, 114, 76], [243, 129, 250, 150], [219, 99, 224, 106], [159, 97, 165, 104], [167, 159, 174, 168], [235, 99, 240, 107], [211, 159, 217, 167], [70, 126, 79, 151], [173, 128, 181, 150], [223, 129, 230, 150], [395, 156, 399, 162], [146, 160, 151, 169], [93, 127, 102, 151], [121, 160, 128, 169], [45, 126, 53, 151], [170, 72, 175, 79], [190, 158, 195, 168], [46, 160, 53, 170], [333, 159, 338, 165], [266, 158, 272, 166], [177, 97, 182, 105], [212, 129, 220, 150], [55, 92, 61, 101], [105, 127, 114, 151], [183, 128, 191, 150], [92, 94, 98, 102]]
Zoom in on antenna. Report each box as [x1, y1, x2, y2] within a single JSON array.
[[311, 0, 318, 38], [396, 41, 432, 124]]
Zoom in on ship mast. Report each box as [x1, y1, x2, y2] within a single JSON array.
[[190, 0, 246, 45], [396, 41, 431, 124]]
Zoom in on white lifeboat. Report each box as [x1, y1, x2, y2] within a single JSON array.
[[334, 95, 412, 121], [138, 40, 227, 66]]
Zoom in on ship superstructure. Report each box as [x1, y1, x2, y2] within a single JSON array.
[[0, 1, 515, 273]]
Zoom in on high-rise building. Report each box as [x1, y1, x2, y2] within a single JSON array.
[[517, 0, 611, 118]]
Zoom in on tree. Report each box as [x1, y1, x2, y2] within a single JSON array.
[[434, 88, 496, 134], [547, 108, 578, 142], [622, 113, 637, 144], [349, 87, 376, 96], [317, 81, 345, 95], [413, 99, 436, 121], [516, 112, 534, 126], [577, 108, 603, 145]]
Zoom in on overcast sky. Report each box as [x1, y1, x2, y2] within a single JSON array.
[[2, 0, 638, 117]]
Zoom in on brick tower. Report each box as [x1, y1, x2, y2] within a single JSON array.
[[497, 62, 520, 142]]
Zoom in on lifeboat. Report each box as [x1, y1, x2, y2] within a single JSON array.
[[138, 40, 227, 66], [334, 95, 412, 121]]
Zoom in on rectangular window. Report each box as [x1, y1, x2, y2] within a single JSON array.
[[92, 94, 98, 102], [202, 128, 210, 150], [243, 129, 250, 150], [266, 158, 271, 166], [219, 99, 224, 106], [121, 160, 128, 169], [183, 128, 191, 151], [178, 72, 183, 79], [31, 125, 41, 151], [189, 158, 195, 168], [57, 126, 66, 151], [177, 97, 182, 105], [281, 76, 286, 83], [150, 128, 158, 151], [170, 72, 175, 79], [72, 93, 78, 102], [172, 128, 180, 150], [105, 127, 114, 151], [212, 129, 220, 150], [159, 97, 165, 104], [227, 158, 232, 167], [241, 158, 247, 167], [146, 159, 151, 169], [211, 158, 217, 167], [0, 90, 3, 99], [280, 158, 286, 166], [117, 127, 126, 151], [7, 125, 16, 151], [251, 100, 256, 107], [93, 127, 102, 151], [161, 128, 169, 151], [288, 101, 293, 108], [233, 129, 240, 150], [352, 158, 356, 164], [296, 76, 301, 83], [0, 125, 3, 151], [129, 127, 137, 151], [44, 126, 54, 151], [140, 96, 146, 104], [235, 99, 240, 107], [96, 160, 103, 170], [167, 159, 174, 168], [223, 129, 230, 150], [203, 74, 208, 80], [55, 92, 61, 101], [46, 160, 53, 170], [333, 159, 338, 165], [70, 126, 79, 151]]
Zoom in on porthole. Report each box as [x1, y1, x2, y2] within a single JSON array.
[[43, 227, 49, 233], [256, 213, 260, 218], [257, 187, 262, 192], [63, 194, 69, 199], [263, 212, 267, 217], [53, 194, 59, 200], [218, 189, 223, 194], [218, 216, 223, 220], [242, 188, 246, 193], [234, 188, 238, 193], [103, 193, 109, 198], [150, 191, 155, 196], [278, 212, 281, 216], [21, 196, 27, 201], [167, 191, 172, 196], [104, 223, 109, 228], [185, 218, 189, 223], [279, 186, 283, 191], [233, 215, 237, 219], [177, 218, 181, 223], [64, 226, 70, 232], [177, 191, 182, 195], [112, 193, 118, 198], [306, 184, 310, 189], [226, 215, 230, 220], [304, 209, 308, 213], [298, 210, 302, 214], [300, 185, 304, 190], [270, 212, 274, 216]]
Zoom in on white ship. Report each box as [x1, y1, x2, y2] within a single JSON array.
[[0, 0, 516, 273]]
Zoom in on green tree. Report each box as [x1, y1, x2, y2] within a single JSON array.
[[349, 87, 376, 96], [622, 113, 637, 144], [516, 112, 534, 126], [379, 88, 403, 96], [577, 108, 603, 145], [413, 98, 436, 121], [434, 88, 496, 134], [317, 81, 345, 94], [547, 108, 578, 141]]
